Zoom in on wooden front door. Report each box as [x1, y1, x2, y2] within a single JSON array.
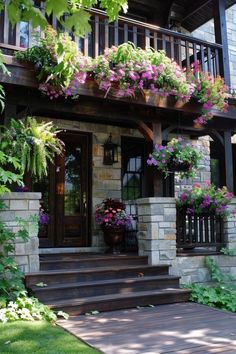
[[37, 132, 92, 248]]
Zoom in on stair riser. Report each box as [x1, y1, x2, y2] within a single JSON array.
[[51, 292, 191, 315], [25, 266, 169, 288], [40, 258, 148, 271], [33, 278, 180, 302]]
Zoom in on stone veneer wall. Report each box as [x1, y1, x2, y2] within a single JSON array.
[[175, 135, 211, 195], [192, 4, 236, 88], [41, 118, 143, 247], [0, 193, 40, 273]]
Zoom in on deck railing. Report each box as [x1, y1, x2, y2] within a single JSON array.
[[176, 208, 225, 252], [0, 6, 223, 77]]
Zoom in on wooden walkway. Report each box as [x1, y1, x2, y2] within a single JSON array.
[[58, 302, 236, 353]]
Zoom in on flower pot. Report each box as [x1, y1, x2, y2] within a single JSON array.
[[142, 89, 160, 105], [103, 228, 124, 254]]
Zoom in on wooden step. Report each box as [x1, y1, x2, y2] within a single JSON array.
[[48, 288, 191, 315], [25, 264, 170, 288], [30, 275, 180, 302], [40, 255, 148, 270]]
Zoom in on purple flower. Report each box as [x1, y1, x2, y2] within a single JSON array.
[[180, 193, 188, 202], [39, 213, 49, 225], [186, 208, 194, 215]]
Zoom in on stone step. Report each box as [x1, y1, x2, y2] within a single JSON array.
[[40, 255, 148, 271], [30, 275, 180, 302], [25, 264, 170, 287], [49, 288, 191, 315]]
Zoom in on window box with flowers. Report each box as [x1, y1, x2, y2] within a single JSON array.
[[95, 199, 132, 254], [177, 182, 235, 217], [176, 182, 235, 250], [147, 137, 202, 179]]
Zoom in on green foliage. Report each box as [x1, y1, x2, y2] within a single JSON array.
[[0, 50, 11, 113], [1, 117, 64, 180], [189, 256, 236, 312], [220, 247, 236, 256], [16, 27, 88, 95], [0, 151, 23, 194], [5, 0, 128, 36], [0, 290, 68, 323]]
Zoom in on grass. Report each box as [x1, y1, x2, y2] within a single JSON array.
[[0, 321, 100, 354]]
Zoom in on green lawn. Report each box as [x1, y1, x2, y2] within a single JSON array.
[[0, 321, 100, 354]]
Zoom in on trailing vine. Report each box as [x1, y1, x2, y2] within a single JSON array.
[[190, 256, 236, 312]]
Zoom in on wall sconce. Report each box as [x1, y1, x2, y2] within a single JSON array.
[[103, 133, 119, 165]]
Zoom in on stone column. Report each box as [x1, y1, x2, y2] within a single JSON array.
[[136, 197, 176, 265], [0, 192, 41, 273], [224, 198, 236, 250]]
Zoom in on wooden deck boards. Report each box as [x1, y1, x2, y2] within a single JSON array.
[[58, 302, 236, 353]]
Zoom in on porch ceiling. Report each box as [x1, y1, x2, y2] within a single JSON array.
[[130, 0, 236, 32]]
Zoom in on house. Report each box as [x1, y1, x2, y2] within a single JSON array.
[[1, 0, 236, 314]]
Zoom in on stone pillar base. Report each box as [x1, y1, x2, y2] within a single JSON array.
[[136, 198, 176, 265], [0, 192, 41, 273]]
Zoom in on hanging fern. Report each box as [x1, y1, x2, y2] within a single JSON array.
[[2, 117, 64, 180]]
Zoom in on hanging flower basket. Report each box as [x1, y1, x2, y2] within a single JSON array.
[[167, 160, 192, 173], [147, 137, 202, 179]]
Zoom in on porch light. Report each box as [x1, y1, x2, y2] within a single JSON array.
[[103, 133, 119, 165]]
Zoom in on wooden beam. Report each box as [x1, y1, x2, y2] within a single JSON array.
[[213, 0, 231, 86], [224, 131, 234, 193], [153, 122, 163, 197], [137, 121, 153, 141]]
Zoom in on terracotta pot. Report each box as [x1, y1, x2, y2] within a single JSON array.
[[103, 228, 124, 254], [142, 89, 160, 105]]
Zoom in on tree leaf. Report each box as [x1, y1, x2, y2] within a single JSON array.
[[45, 0, 68, 18], [63, 9, 91, 37]]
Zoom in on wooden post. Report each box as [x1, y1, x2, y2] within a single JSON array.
[[213, 0, 231, 86], [153, 122, 163, 197], [4, 102, 16, 125], [224, 131, 234, 193]]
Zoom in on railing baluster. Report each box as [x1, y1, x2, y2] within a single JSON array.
[[188, 215, 193, 245], [94, 15, 99, 57], [104, 19, 109, 48], [145, 29, 150, 48], [84, 33, 89, 56], [133, 26, 137, 46], [114, 20, 119, 46], [200, 44, 205, 71], [185, 41, 190, 68], [124, 23, 128, 43], [170, 36, 174, 60], [3, 1, 10, 44], [162, 34, 166, 52], [215, 48, 220, 76], [207, 46, 212, 74], [193, 43, 197, 64]]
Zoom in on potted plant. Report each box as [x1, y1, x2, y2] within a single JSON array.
[[147, 137, 202, 179], [177, 181, 235, 217], [95, 198, 132, 254]]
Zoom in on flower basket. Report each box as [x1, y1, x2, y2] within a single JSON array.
[[147, 137, 202, 179]]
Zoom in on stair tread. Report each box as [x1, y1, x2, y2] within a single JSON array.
[[25, 264, 169, 277], [31, 274, 180, 291], [48, 288, 191, 307], [40, 255, 148, 263]]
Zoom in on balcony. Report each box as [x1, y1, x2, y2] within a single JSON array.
[[0, 8, 223, 78]]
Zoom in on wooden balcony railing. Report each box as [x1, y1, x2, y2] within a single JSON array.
[[0, 6, 223, 77], [176, 208, 225, 252]]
